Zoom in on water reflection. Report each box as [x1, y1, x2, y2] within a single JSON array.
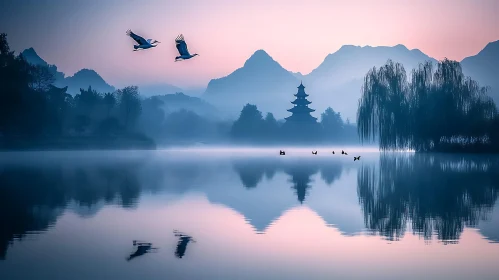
[[232, 157, 341, 203], [0, 155, 150, 260], [0, 150, 499, 272], [173, 230, 196, 259], [357, 153, 499, 243], [127, 241, 158, 261]]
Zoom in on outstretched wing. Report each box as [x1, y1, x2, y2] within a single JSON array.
[[127, 30, 148, 45], [175, 34, 190, 56]]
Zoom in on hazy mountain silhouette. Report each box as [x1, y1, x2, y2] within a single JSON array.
[[306, 44, 436, 86], [461, 40, 499, 104], [20, 47, 65, 81], [20, 47, 50, 67], [203, 45, 437, 120], [138, 84, 206, 98], [137, 83, 184, 97], [203, 49, 300, 119], [205, 41, 498, 121], [63, 68, 115, 94], [20, 48, 115, 94], [155, 92, 222, 120]]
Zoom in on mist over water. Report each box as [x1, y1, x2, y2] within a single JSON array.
[[0, 149, 498, 280]]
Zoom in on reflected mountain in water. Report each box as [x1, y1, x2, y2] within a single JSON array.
[[357, 153, 499, 243], [1, 151, 499, 262]]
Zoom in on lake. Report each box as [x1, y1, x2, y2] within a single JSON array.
[[1, 148, 499, 280]]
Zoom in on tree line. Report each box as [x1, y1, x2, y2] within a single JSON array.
[[230, 104, 358, 144], [0, 33, 153, 149], [357, 58, 499, 153], [1, 32, 360, 148]]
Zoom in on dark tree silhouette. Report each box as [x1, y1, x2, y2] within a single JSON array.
[[357, 59, 499, 152], [230, 104, 266, 142], [116, 86, 142, 131], [0, 33, 154, 150], [0, 158, 148, 260], [357, 153, 499, 242]]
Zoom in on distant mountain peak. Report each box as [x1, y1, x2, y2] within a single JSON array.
[[69, 68, 99, 77], [22, 47, 37, 54], [20, 47, 48, 66], [338, 45, 360, 50], [480, 40, 499, 55], [244, 49, 278, 67], [394, 44, 408, 50]]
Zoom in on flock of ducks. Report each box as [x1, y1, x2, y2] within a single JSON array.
[[279, 150, 361, 161], [126, 30, 199, 61]]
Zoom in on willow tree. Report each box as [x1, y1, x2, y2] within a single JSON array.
[[358, 58, 498, 152], [357, 60, 411, 150]]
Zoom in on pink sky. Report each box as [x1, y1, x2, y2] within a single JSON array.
[[2, 0, 498, 88]]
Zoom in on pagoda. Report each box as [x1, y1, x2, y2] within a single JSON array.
[[284, 82, 317, 123]]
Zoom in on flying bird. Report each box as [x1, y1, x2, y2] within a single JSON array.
[[126, 30, 160, 51], [312, 151, 317, 155], [354, 156, 361, 161], [175, 34, 199, 61]]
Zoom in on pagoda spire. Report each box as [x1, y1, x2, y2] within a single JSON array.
[[284, 82, 317, 123]]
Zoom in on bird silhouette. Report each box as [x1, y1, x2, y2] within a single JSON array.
[[312, 151, 317, 155], [175, 34, 199, 61], [126, 240, 158, 261], [280, 150, 285, 155], [341, 150, 345, 154], [332, 151, 335, 154], [126, 30, 160, 51], [354, 156, 361, 161], [173, 230, 196, 259]]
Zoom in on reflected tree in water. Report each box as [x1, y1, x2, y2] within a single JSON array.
[[357, 154, 499, 242], [320, 160, 343, 185], [0, 159, 147, 260], [232, 158, 279, 189]]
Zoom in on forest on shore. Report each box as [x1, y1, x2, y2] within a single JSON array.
[[357, 59, 499, 153], [0, 33, 358, 150]]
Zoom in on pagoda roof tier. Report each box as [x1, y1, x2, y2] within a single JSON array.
[[287, 106, 315, 113], [294, 92, 309, 97], [291, 99, 312, 105], [294, 82, 309, 97]]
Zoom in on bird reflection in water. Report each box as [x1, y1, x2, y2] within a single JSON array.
[[126, 240, 159, 261], [173, 230, 196, 259]]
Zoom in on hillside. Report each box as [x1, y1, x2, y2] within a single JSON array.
[[203, 45, 437, 121], [461, 40, 499, 103], [203, 50, 300, 119]]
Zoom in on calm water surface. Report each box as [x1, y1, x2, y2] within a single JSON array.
[[1, 149, 499, 280]]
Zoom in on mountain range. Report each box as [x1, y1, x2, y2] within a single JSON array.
[[21, 48, 115, 95], [20, 40, 499, 122], [204, 41, 499, 121]]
